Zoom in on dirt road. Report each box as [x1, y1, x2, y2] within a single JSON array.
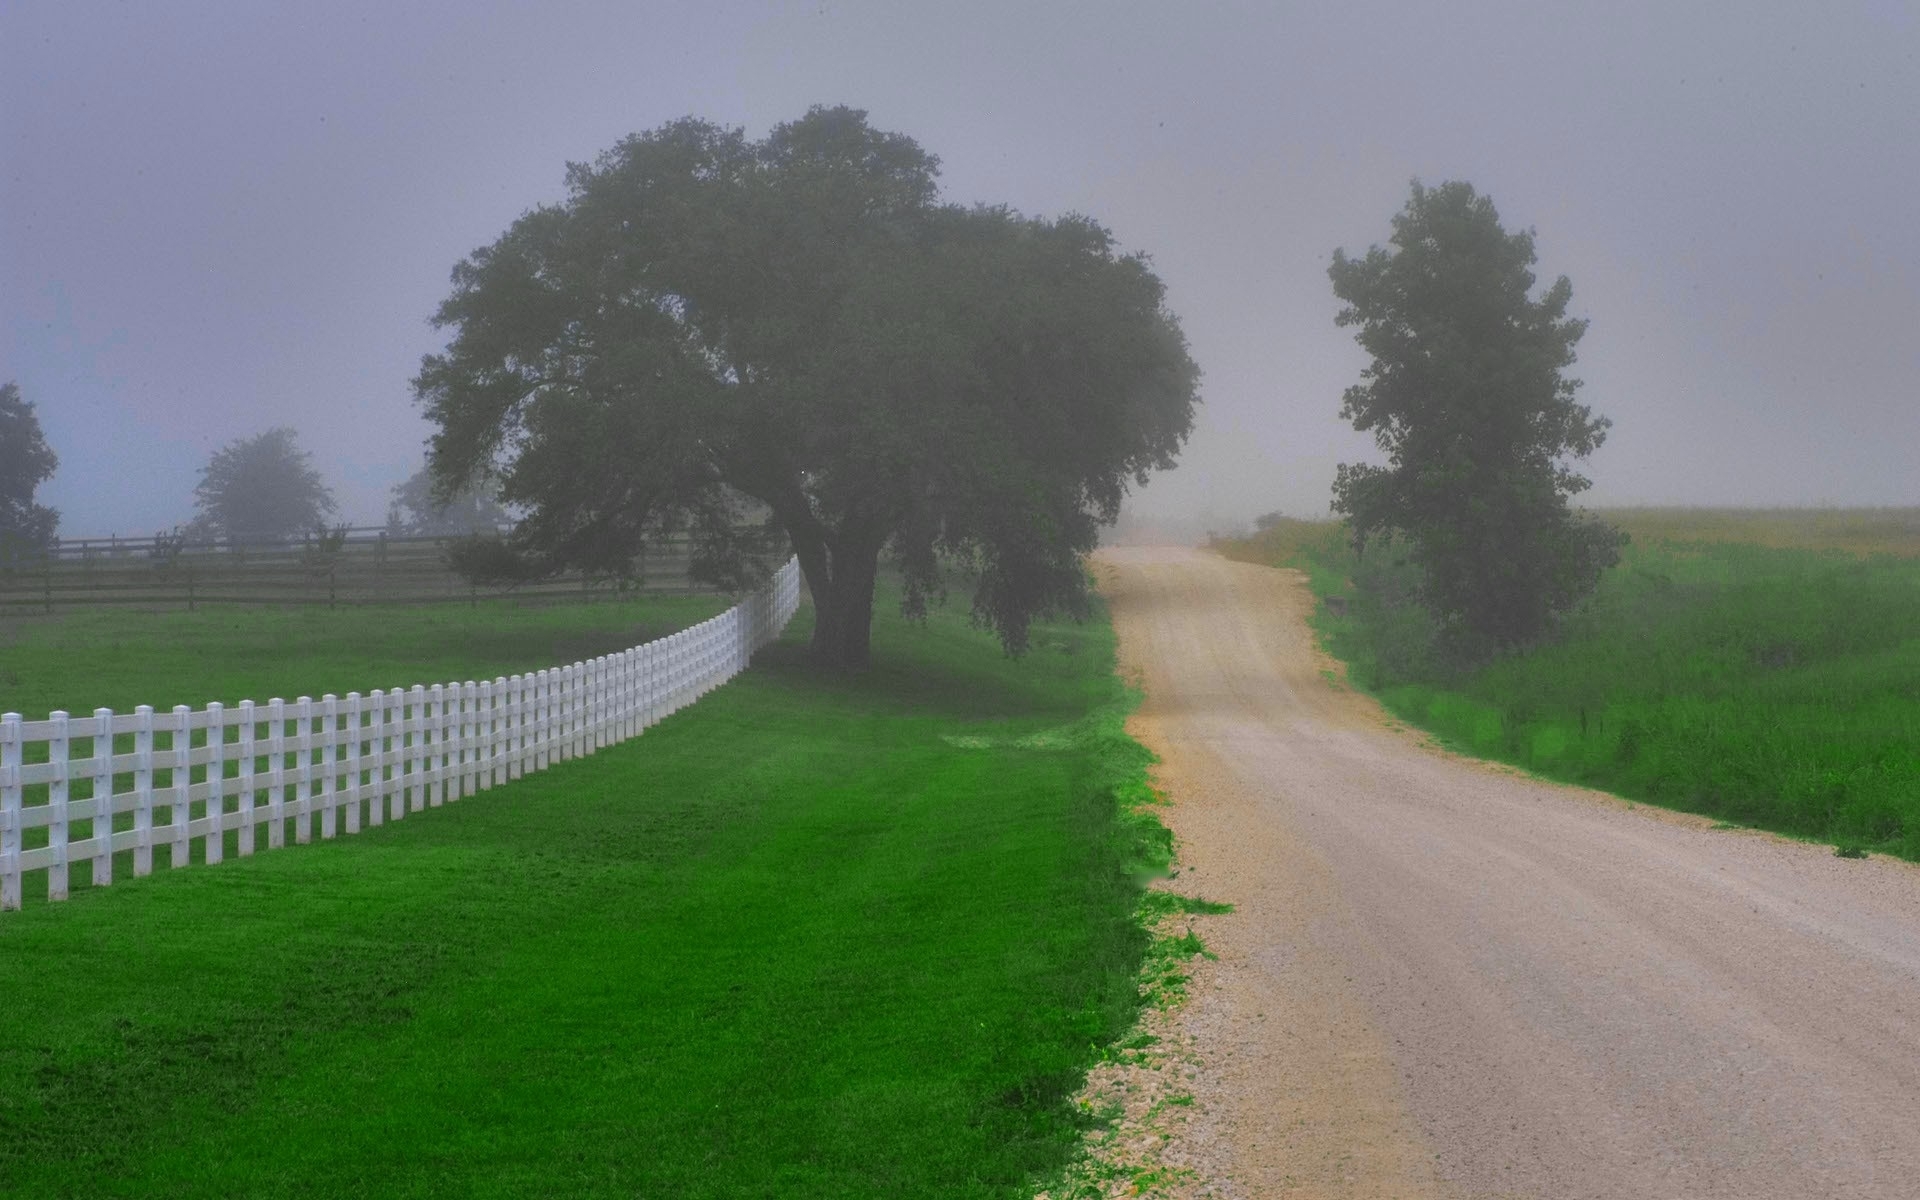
[[1094, 546, 1920, 1199]]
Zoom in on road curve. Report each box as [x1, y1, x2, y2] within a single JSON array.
[[1094, 546, 1920, 1200]]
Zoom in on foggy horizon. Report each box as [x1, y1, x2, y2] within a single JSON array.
[[5, 1, 1915, 539]]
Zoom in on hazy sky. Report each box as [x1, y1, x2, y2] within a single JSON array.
[[5, 1, 1915, 538]]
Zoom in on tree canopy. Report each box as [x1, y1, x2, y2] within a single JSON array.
[[415, 106, 1200, 667], [386, 464, 510, 536], [1329, 180, 1624, 651], [191, 427, 338, 544], [0, 381, 59, 556]]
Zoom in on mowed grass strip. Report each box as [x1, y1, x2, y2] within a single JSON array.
[[0, 587, 1156, 1198], [1218, 511, 1920, 859]]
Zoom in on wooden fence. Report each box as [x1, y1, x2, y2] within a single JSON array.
[[0, 557, 803, 910], [0, 527, 702, 613]]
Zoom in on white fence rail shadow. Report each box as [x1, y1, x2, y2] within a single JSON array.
[[0, 558, 802, 910]]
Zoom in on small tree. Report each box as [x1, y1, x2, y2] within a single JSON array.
[[0, 381, 60, 557], [386, 464, 510, 536], [1329, 180, 1624, 651], [191, 427, 337, 544], [416, 107, 1199, 669]]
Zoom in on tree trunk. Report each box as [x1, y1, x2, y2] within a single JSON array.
[[756, 474, 885, 672], [798, 534, 881, 671]]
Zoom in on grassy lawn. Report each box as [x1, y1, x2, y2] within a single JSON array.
[[0, 586, 1162, 1197], [1218, 510, 1920, 859], [0, 593, 733, 718]]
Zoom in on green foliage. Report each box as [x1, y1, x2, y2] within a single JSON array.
[[1135, 890, 1234, 919], [0, 381, 59, 556], [1283, 528, 1920, 860], [0, 585, 1168, 1197], [190, 427, 338, 545], [385, 463, 510, 536], [1329, 180, 1624, 651], [415, 106, 1199, 668], [442, 531, 547, 590]]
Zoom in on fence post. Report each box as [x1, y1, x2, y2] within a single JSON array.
[[48, 711, 70, 900], [295, 697, 314, 844], [266, 698, 287, 850], [532, 670, 549, 772], [2, 713, 21, 909], [319, 695, 338, 839], [171, 706, 192, 868], [379, 689, 399, 822], [236, 700, 256, 856], [506, 675, 523, 781], [455, 682, 474, 799], [429, 683, 446, 807], [559, 664, 574, 761], [645, 636, 657, 722], [407, 684, 427, 814], [91, 708, 114, 887], [617, 650, 633, 743], [645, 633, 658, 723], [390, 687, 409, 821], [508, 673, 523, 779], [365, 690, 386, 826], [572, 662, 587, 759], [549, 667, 563, 769], [344, 693, 363, 834], [205, 702, 225, 865], [590, 657, 605, 752], [133, 705, 154, 877], [491, 677, 508, 787], [475, 681, 493, 790]]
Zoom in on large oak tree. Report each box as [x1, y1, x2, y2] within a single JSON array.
[[415, 107, 1199, 667], [1330, 181, 1624, 651]]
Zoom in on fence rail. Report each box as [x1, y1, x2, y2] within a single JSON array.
[[0, 557, 803, 910], [0, 527, 703, 613]]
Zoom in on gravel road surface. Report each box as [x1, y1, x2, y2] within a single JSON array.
[[1094, 546, 1920, 1199]]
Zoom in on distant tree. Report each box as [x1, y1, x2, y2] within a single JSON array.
[[0, 381, 60, 556], [1329, 180, 1625, 651], [415, 106, 1199, 668], [386, 464, 510, 536], [191, 427, 337, 544]]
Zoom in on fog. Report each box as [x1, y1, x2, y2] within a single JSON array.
[[4, 1, 1914, 539]]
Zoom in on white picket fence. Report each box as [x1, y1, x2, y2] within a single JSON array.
[[0, 557, 802, 910]]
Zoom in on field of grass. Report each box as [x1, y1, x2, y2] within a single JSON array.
[[0, 586, 1170, 1197], [1217, 509, 1920, 859], [0, 593, 733, 719]]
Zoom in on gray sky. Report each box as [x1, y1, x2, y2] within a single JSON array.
[[5, 0, 1915, 538]]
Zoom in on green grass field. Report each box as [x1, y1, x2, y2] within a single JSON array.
[[0, 593, 733, 719], [1218, 510, 1920, 859], [0, 588, 1168, 1197]]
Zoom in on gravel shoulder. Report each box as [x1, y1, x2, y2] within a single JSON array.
[[1093, 546, 1920, 1199]]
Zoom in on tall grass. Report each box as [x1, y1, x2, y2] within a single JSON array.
[[1217, 510, 1920, 859], [1604, 506, 1920, 558]]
